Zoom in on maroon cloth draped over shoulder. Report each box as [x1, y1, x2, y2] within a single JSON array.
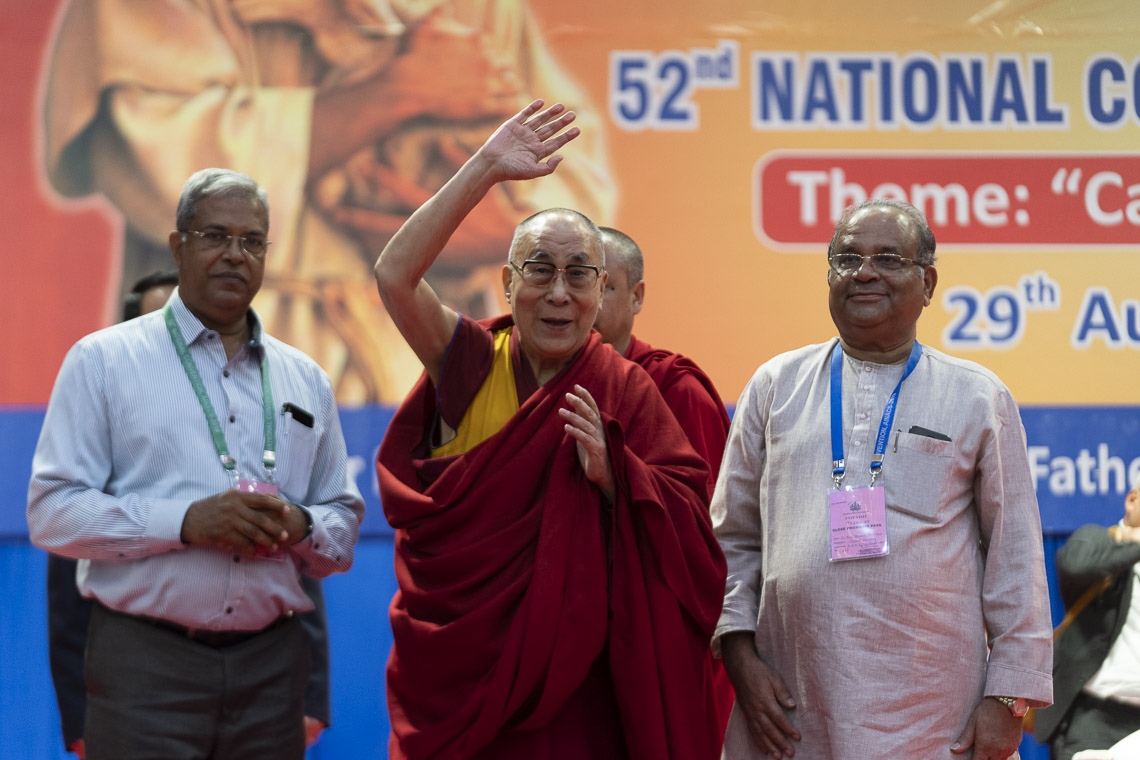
[[625, 334, 736, 740], [624, 335, 731, 498], [379, 316, 726, 760]]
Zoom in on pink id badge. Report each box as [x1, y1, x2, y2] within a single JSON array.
[[235, 478, 285, 560], [235, 478, 279, 496], [828, 485, 890, 562]]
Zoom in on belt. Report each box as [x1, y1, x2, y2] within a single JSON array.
[[1077, 691, 1140, 718], [103, 604, 294, 649]]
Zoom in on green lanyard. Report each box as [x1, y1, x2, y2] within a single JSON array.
[[163, 302, 277, 480]]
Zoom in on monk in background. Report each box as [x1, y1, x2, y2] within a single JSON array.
[[374, 100, 726, 759], [594, 226, 730, 500], [593, 225, 735, 738]]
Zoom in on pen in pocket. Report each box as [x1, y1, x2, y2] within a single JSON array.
[[908, 425, 951, 442], [282, 402, 314, 428]]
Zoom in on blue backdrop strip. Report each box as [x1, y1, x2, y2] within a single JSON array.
[[2, 408, 44, 537], [1023, 406, 1140, 533]]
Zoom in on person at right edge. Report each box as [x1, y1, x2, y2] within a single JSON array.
[[713, 198, 1053, 759], [1035, 485, 1140, 759]]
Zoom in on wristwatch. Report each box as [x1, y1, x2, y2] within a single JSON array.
[[992, 696, 1030, 717]]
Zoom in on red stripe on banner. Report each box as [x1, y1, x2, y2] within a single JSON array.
[[756, 152, 1140, 249], [0, 0, 118, 404]]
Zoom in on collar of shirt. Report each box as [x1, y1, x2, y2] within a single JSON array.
[[166, 288, 265, 354]]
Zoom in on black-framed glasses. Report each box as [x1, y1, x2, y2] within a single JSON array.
[[182, 229, 270, 257], [829, 253, 922, 277], [510, 259, 600, 290]]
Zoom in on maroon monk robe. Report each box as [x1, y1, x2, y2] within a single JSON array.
[[624, 334, 736, 739], [379, 315, 726, 760], [623, 335, 730, 499]]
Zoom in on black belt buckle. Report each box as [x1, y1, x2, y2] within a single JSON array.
[[182, 626, 261, 648], [148, 612, 292, 648]]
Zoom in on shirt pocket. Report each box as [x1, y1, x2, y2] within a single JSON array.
[[884, 430, 955, 522], [276, 414, 318, 502]]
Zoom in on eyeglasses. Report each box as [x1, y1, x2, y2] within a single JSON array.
[[182, 229, 270, 257], [511, 260, 600, 290], [829, 253, 923, 277]]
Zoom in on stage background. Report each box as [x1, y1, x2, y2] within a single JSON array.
[[4, 0, 1140, 756]]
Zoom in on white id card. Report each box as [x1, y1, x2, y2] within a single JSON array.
[[828, 485, 890, 562]]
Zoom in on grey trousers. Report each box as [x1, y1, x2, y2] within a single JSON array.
[[84, 604, 309, 760]]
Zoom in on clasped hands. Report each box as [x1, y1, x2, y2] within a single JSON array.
[[180, 489, 308, 556]]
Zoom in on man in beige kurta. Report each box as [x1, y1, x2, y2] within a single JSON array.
[[714, 199, 1052, 759], [41, 0, 616, 403]]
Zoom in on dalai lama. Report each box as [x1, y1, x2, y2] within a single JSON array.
[[373, 100, 727, 759]]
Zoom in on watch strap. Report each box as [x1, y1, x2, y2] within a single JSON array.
[[992, 695, 1028, 717]]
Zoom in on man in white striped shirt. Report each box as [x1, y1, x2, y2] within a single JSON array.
[[27, 168, 364, 760]]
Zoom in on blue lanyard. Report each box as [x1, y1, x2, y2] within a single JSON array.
[[164, 302, 277, 477], [829, 340, 922, 487]]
